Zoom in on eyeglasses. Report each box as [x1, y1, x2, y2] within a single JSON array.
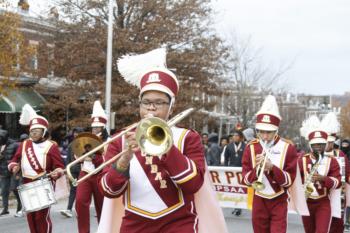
[[30, 129, 43, 135], [256, 130, 276, 135], [140, 100, 170, 109]]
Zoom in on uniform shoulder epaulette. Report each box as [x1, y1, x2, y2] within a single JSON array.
[[247, 139, 259, 145], [281, 138, 294, 145], [49, 140, 58, 145]]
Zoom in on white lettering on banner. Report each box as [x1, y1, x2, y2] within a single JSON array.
[[314, 131, 321, 138], [208, 166, 249, 209]]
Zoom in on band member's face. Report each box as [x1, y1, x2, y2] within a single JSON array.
[[256, 130, 276, 143], [325, 141, 334, 151], [92, 127, 103, 135], [202, 134, 208, 145], [310, 143, 326, 154], [139, 91, 172, 120], [233, 134, 242, 143], [30, 128, 44, 142]]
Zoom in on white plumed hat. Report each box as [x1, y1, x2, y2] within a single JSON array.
[[19, 104, 49, 131], [255, 95, 281, 131], [117, 48, 179, 98], [300, 115, 327, 145], [91, 100, 107, 128], [321, 112, 340, 142]]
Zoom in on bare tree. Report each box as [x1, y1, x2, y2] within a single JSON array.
[[224, 34, 291, 128]]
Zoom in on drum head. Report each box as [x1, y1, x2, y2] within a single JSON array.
[[71, 132, 102, 157]]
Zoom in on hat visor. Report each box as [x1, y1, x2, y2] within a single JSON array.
[[327, 136, 336, 142], [309, 138, 327, 144], [91, 122, 106, 128], [30, 125, 47, 131], [140, 84, 175, 98], [255, 123, 278, 131]]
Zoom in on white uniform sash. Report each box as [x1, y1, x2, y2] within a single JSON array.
[[21, 140, 53, 179], [124, 127, 189, 219], [255, 139, 289, 198]]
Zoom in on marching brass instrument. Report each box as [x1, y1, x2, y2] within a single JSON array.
[[304, 152, 322, 198], [251, 142, 272, 191], [66, 108, 194, 186]]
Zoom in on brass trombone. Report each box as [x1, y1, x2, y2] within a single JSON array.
[[66, 108, 194, 186]]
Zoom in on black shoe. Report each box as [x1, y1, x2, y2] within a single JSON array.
[[0, 209, 9, 216], [235, 210, 241, 216]]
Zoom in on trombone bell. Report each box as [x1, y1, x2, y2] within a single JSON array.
[[136, 117, 173, 156]]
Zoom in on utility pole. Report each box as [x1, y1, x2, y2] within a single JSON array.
[[105, 0, 114, 133]]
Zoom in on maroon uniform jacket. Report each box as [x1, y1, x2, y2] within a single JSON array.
[[242, 136, 298, 199], [98, 127, 205, 222], [327, 149, 350, 184], [8, 139, 64, 183], [298, 153, 341, 201]]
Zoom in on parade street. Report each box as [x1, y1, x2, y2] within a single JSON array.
[[0, 199, 304, 233]]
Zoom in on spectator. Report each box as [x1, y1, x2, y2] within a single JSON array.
[[0, 129, 22, 216], [206, 133, 221, 165], [224, 130, 246, 167], [60, 127, 84, 218], [341, 139, 350, 160], [219, 136, 229, 166]]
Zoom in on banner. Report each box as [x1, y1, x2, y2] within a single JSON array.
[[208, 166, 252, 209]]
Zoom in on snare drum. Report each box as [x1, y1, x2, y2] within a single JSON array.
[[18, 178, 56, 213]]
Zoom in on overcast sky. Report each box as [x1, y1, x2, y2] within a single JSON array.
[[19, 0, 350, 95], [212, 0, 350, 95]]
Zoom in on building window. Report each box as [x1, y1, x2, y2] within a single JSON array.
[[47, 43, 54, 76], [29, 40, 39, 70]]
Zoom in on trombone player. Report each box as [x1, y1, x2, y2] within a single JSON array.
[[96, 48, 227, 233], [242, 95, 298, 233]]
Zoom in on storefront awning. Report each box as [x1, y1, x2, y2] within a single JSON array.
[[0, 88, 46, 113]]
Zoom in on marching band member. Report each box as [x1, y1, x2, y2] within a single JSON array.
[[321, 112, 350, 233], [299, 115, 341, 233], [97, 48, 228, 233], [241, 95, 298, 233], [8, 104, 64, 233], [75, 100, 106, 233]]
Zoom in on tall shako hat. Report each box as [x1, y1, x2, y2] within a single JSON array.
[[91, 100, 107, 128], [19, 104, 49, 131], [117, 48, 179, 99], [300, 115, 327, 145], [255, 95, 281, 131], [320, 112, 339, 142]]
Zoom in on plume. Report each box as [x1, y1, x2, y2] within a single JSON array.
[[117, 48, 167, 87]]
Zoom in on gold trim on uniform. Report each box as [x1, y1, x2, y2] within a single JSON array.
[[175, 160, 198, 184], [126, 183, 184, 218], [21, 140, 52, 179]]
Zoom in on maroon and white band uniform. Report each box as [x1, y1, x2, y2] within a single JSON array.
[[98, 127, 205, 233], [299, 153, 341, 233], [75, 141, 104, 233], [329, 148, 350, 233], [8, 138, 64, 233], [242, 136, 298, 233]]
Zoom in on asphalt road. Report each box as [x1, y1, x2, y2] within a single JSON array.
[[0, 199, 304, 233]]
